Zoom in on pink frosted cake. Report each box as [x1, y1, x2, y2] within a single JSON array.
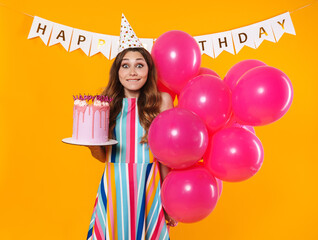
[[72, 94, 111, 144]]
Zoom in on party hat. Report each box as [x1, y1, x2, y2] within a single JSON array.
[[118, 14, 144, 52]]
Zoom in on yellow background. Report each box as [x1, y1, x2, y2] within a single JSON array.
[[1, 0, 317, 239]]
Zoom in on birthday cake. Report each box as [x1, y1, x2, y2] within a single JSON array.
[[71, 94, 111, 144]]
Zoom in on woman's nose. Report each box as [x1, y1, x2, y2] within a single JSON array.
[[129, 68, 137, 76]]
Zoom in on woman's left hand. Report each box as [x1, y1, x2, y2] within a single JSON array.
[[164, 211, 178, 227]]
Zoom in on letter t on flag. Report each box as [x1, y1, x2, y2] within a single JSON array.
[[194, 34, 214, 58], [28, 16, 54, 45]]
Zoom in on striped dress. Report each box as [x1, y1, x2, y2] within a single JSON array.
[[87, 98, 170, 240]]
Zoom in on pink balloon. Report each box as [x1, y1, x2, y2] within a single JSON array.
[[151, 30, 201, 94], [216, 178, 223, 199], [231, 122, 255, 134], [200, 161, 223, 198], [157, 78, 176, 101], [197, 67, 221, 78], [224, 59, 266, 92], [204, 127, 264, 182], [223, 112, 236, 129], [179, 75, 232, 133], [161, 164, 218, 223], [232, 66, 293, 126], [224, 113, 255, 134], [148, 108, 208, 169]]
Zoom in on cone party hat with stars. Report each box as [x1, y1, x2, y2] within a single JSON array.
[[118, 14, 144, 52]]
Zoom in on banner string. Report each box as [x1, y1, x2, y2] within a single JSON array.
[[290, 0, 318, 13], [0, 0, 317, 31], [1, 0, 318, 19], [0, 2, 33, 17]]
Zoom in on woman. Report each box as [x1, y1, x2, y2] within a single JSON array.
[[87, 47, 177, 240]]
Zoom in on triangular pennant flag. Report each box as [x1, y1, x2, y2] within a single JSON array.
[[27, 16, 54, 45], [194, 34, 214, 58], [139, 38, 154, 53], [69, 29, 93, 56], [231, 25, 256, 54], [110, 36, 120, 60], [90, 33, 112, 59], [48, 23, 73, 51], [270, 12, 296, 42], [211, 31, 235, 58], [252, 19, 276, 48]]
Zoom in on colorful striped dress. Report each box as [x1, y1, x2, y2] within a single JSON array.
[[87, 98, 170, 240]]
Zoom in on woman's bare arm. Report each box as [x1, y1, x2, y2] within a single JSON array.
[[159, 92, 174, 113], [87, 146, 106, 163]]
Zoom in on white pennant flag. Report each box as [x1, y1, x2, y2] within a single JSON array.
[[211, 31, 235, 58], [252, 19, 276, 48], [90, 33, 112, 58], [231, 25, 256, 54], [48, 23, 73, 51], [69, 29, 93, 56], [193, 34, 214, 58], [270, 12, 296, 42], [27, 16, 54, 45], [110, 36, 120, 60], [140, 38, 154, 53]]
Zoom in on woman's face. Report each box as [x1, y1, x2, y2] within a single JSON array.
[[118, 51, 149, 97]]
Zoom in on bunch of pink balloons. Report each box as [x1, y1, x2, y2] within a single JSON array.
[[149, 31, 294, 224]]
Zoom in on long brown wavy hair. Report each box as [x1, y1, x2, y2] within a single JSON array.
[[102, 48, 162, 144]]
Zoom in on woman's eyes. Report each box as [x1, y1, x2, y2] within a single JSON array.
[[121, 63, 144, 68]]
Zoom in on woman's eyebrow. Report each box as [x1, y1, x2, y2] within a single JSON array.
[[122, 58, 145, 61]]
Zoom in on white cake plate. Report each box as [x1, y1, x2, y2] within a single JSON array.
[[62, 138, 118, 146]]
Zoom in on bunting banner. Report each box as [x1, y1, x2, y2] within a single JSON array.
[[27, 12, 296, 59]]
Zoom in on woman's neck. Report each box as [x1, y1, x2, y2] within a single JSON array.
[[124, 89, 140, 98]]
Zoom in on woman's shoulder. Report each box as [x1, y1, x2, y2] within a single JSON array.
[[159, 92, 174, 112]]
